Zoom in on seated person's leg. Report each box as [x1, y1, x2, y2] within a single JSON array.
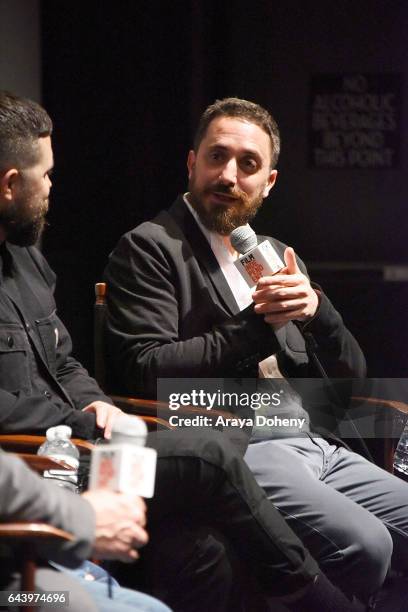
[[6, 567, 98, 612], [322, 443, 408, 576], [115, 519, 235, 612], [146, 428, 319, 600], [56, 561, 171, 612], [77, 579, 172, 612], [141, 428, 366, 611], [245, 437, 393, 603]]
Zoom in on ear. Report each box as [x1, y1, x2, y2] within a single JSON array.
[[187, 150, 196, 179], [262, 169, 278, 198], [0, 168, 19, 201]]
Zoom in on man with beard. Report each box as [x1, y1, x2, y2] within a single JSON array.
[[0, 92, 172, 612], [0, 91, 125, 438], [105, 97, 408, 609], [0, 91, 370, 612]]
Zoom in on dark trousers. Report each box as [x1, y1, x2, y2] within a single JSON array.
[[114, 428, 319, 611]]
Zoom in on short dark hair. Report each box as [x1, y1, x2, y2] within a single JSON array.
[[0, 91, 53, 172], [193, 97, 280, 168]]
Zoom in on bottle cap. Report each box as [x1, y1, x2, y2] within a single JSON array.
[[46, 425, 72, 441]]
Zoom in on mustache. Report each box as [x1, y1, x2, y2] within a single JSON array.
[[205, 183, 248, 203]]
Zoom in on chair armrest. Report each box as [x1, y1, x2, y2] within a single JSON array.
[[351, 396, 408, 415], [0, 522, 75, 542], [0, 523, 74, 542], [0, 523, 75, 597], [351, 395, 408, 474], [0, 434, 47, 453], [0, 434, 94, 455], [110, 397, 175, 429], [111, 395, 236, 420], [16, 454, 74, 473]]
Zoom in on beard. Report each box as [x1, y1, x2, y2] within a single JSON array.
[[0, 190, 48, 247], [188, 176, 264, 235]]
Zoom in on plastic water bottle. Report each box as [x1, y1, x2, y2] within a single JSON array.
[[393, 421, 408, 475], [37, 425, 80, 492]]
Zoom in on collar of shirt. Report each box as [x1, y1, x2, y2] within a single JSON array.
[[183, 194, 284, 380], [0, 242, 13, 282], [183, 193, 253, 311]]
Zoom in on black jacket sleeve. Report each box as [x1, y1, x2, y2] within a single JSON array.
[[105, 225, 365, 399], [105, 229, 281, 396], [0, 388, 99, 438], [300, 288, 366, 378]]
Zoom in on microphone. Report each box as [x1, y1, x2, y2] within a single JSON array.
[[230, 225, 284, 287], [89, 415, 157, 497]]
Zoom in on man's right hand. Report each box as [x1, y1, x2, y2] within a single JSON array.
[[82, 490, 148, 562]]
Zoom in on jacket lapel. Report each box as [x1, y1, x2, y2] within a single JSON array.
[[169, 196, 241, 316]]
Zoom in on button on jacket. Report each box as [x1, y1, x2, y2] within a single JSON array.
[[0, 243, 111, 438]]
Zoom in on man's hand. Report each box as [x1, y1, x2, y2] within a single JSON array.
[[82, 489, 148, 562], [82, 401, 124, 439], [252, 247, 319, 326]]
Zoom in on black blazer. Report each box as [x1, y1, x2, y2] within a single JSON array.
[[105, 196, 366, 410]]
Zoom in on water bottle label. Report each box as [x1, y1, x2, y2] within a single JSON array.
[[43, 454, 79, 483]]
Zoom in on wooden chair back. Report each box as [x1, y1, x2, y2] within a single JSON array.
[[94, 282, 108, 391]]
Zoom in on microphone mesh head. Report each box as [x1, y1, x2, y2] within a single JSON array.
[[230, 225, 257, 254]]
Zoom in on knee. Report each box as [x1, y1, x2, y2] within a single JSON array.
[[195, 533, 234, 587], [351, 520, 393, 599], [359, 521, 392, 582], [323, 514, 393, 602]]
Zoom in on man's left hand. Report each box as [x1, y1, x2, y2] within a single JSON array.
[[252, 247, 319, 325], [82, 401, 124, 439]]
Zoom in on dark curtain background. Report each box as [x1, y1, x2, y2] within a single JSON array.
[[41, 0, 408, 376]]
